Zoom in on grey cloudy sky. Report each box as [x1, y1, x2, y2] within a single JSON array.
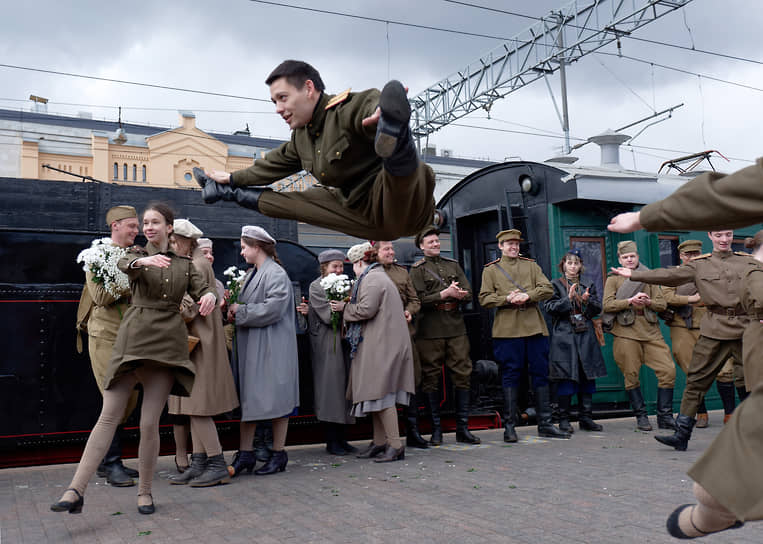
[[2, 0, 761, 174]]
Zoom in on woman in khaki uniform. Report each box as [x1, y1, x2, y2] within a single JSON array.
[[167, 220, 239, 487], [51, 203, 217, 516], [608, 162, 763, 537]]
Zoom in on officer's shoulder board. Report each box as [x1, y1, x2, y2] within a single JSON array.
[[411, 258, 426, 267], [325, 88, 351, 110], [734, 251, 754, 258], [440, 256, 459, 263], [519, 256, 536, 262], [691, 253, 712, 260], [484, 258, 500, 267], [129, 245, 147, 255]]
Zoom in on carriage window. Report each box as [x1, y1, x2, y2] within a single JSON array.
[[570, 237, 606, 299], [659, 235, 679, 267]]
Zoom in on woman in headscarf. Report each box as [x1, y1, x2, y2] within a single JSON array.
[[330, 242, 415, 462]]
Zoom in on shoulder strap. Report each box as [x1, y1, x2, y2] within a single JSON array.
[[495, 263, 527, 293], [422, 265, 448, 287], [75, 285, 93, 354]]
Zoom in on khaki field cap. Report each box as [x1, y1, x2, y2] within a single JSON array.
[[106, 205, 137, 226], [617, 240, 638, 255], [415, 226, 440, 247], [496, 229, 523, 243], [347, 242, 373, 263], [241, 225, 275, 244], [318, 249, 346, 264], [678, 239, 703, 253], [173, 219, 203, 239], [197, 238, 213, 249]]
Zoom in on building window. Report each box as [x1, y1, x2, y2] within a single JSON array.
[[123, 163, 127, 180], [142, 165, 147, 182], [132, 164, 137, 181], [113, 163, 118, 180], [184, 172, 192, 182]]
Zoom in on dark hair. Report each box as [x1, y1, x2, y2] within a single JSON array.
[[241, 236, 282, 266], [143, 201, 174, 226], [744, 230, 763, 251], [265, 60, 325, 92], [557, 252, 584, 276], [170, 233, 199, 255], [361, 247, 379, 264]]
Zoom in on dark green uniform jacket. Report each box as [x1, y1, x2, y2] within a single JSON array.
[[410, 256, 472, 339]]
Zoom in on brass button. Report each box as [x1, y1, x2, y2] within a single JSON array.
[[335, 151, 340, 156], [165, 278, 169, 282], [321, 172, 326, 177], [162, 294, 168, 299], [317, 149, 321, 154]]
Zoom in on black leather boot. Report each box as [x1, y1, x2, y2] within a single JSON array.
[[655, 413, 696, 451], [233, 186, 270, 212], [254, 450, 288, 475], [716, 381, 736, 416], [193, 167, 236, 204], [170, 452, 207, 485], [626, 388, 652, 431], [557, 394, 574, 434], [425, 391, 443, 445], [97, 428, 136, 486], [190, 454, 230, 487], [405, 396, 429, 449], [502, 387, 519, 443], [736, 386, 749, 403], [228, 450, 256, 477], [375, 80, 410, 158], [656, 387, 677, 430], [536, 385, 571, 438], [254, 424, 273, 462], [578, 393, 603, 432], [454, 389, 481, 444], [337, 424, 358, 454], [325, 423, 347, 456]]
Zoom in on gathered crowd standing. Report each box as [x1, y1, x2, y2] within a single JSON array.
[[52, 202, 217, 515]]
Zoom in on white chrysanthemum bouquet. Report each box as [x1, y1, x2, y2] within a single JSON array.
[[224, 266, 248, 304], [319, 273, 353, 350], [76, 238, 130, 299]]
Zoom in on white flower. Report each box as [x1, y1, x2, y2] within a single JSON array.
[[76, 238, 129, 299]]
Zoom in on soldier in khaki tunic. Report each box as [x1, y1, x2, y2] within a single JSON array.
[[607, 161, 763, 538], [612, 230, 758, 452], [75, 205, 140, 487], [603, 241, 676, 432], [376, 240, 428, 449], [409, 227, 480, 445], [478, 229, 569, 442], [195, 60, 435, 240]]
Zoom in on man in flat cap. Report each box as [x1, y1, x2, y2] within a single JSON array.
[[611, 230, 757, 450], [376, 240, 427, 448], [194, 59, 435, 241], [75, 205, 140, 486], [478, 229, 568, 441], [603, 241, 675, 432], [409, 227, 480, 445]]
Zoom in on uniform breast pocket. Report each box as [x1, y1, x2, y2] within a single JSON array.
[[327, 136, 349, 164]]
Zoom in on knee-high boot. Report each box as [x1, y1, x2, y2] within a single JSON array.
[[656, 388, 677, 430], [626, 388, 652, 431], [654, 413, 696, 451], [405, 395, 429, 449], [557, 394, 574, 434], [454, 389, 480, 444], [425, 391, 443, 446], [535, 385, 571, 438], [578, 393, 603, 431], [502, 387, 519, 443], [736, 386, 749, 403]]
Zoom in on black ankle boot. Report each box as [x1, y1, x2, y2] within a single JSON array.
[[254, 450, 287, 475], [626, 388, 652, 431], [578, 393, 603, 432], [190, 454, 231, 487], [170, 452, 207, 485], [405, 396, 429, 449], [454, 389, 481, 444], [425, 391, 443, 445], [657, 387, 677, 430], [655, 413, 696, 451], [536, 385, 571, 438], [97, 427, 137, 486], [502, 387, 519, 443], [557, 394, 574, 434], [228, 450, 256, 477]]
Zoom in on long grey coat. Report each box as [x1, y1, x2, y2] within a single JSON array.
[[343, 266, 415, 403], [233, 257, 299, 421], [307, 277, 354, 424]]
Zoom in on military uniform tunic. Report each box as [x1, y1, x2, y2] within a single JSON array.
[[409, 256, 472, 392], [383, 262, 422, 384], [230, 90, 435, 241], [602, 274, 675, 390], [478, 256, 554, 388], [631, 157, 763, 521], [630, 251, 758, 415]]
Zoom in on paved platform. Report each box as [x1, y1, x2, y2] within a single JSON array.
[[1, 410, 760, 544]]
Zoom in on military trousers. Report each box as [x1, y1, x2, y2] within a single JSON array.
[[670, 327, 739, 385], [679, 336, 743, 417], [612, 336, 675, 390], [88, 335, 138, 424], [492, 335, 550, 389], [417, 335, 472, 392], [688, 382, 763, 521], [258, 163, 435, 240]]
